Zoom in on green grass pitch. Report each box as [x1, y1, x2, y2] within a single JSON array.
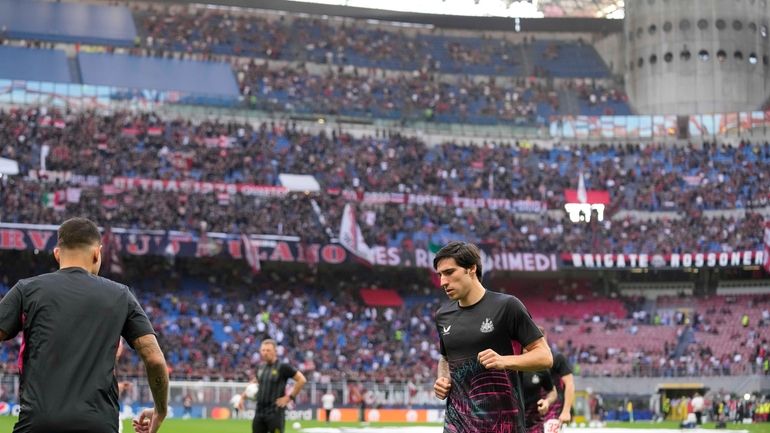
[[0, 418, 767, 432]]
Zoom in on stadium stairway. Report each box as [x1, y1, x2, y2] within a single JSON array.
[[559, 89, 580, 115], [673, 325, 696, 358], [67, 56, 83, 83]]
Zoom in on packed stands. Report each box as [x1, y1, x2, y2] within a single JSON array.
[[0, 106, 766, 254], [0, 254, 767, 381], [0, 1, 632, 121]]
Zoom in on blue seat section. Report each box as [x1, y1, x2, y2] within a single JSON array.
[[0, 46, 71, 82], [415, 34, 524, 76], [528, 40, 610, 78], [0, 0, 136, 46], [78, 53, 240, 98], [578, 100, 633, 116]]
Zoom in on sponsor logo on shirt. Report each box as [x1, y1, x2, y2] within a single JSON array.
[[442, 325, 452, 335], [480, 318, 494, 333]]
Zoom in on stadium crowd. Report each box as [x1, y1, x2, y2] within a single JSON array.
[[236, 62, 552, 124], [132, 4, 568, 77], [0, 257, 766, 383], [0, 106, 767, 253], [659, 392, 769, 424], [2, 3, 631, 122]]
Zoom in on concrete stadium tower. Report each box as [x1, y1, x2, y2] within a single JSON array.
[[624, 0, 770, 115]]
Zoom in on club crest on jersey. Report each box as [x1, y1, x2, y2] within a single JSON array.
[[532, 374, 540, 384], [480, 318, 494, 333]]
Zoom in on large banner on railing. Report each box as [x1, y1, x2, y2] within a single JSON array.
[[3, 224, 765, 272], [112, 177, 290, 197], [564, 251, 766, 270], [27, 172, 548, 213], [337, 190, 546, 213], [0, 223, 560, 272]]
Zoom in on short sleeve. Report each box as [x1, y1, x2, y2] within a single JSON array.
[[552, 353, 573, 377], [505, 296, 543, 349], [436, 320, 447, 357], [280, 362, 298, 379], [121, 289, 156, 348], [0, 283, 24, 339], [540, 371, 555, 392]]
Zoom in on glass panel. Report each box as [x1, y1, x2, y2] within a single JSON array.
[[639, 116, 652, 138], [600, 116, 614, 138], [0, 79, 12, 103], [689, 115, 704, 137], [626, 116, 640, 138], [739, 111, 751, 133], [722, 113, 739, 136], [22, 81, 40, 105], [664, 116, 678, 137], [751, 111, 765, 134], [574, 116, 589, 139], [562, 116, 576, 138], [703, 114, 717, 136], [613, 116, 627, 139], [652, 115, 665, 137]]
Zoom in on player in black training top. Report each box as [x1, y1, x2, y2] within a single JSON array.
[[0, 217, 169, 433], [522, 370, 557, 433], [251, 338, 307, 433], [432, 241, 553, 433], [545, 352, 575, 425], [540, 327, 575, 427]]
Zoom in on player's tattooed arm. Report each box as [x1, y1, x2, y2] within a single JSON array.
[[133, 334, 169, 416], [437, 356, 450, 379], [434, 356, 452, 400]]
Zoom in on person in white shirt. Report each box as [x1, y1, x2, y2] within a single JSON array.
[[691, 393, 705, 425], [321, 390, 336, 424], [230, 393, 243, 419]]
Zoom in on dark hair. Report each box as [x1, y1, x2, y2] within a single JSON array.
[[57, 218, 101, 250], [432, 241, 483, 280]]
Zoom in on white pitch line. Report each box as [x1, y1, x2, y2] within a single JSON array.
[[300, 426, 751, 433]]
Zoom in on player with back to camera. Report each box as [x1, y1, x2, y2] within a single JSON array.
[[0, 217, 169, 433], [238, 374, 259, 416], [541, 327, 575, 429], [522, 362, 558, 433], [433, 241, 553, 433]]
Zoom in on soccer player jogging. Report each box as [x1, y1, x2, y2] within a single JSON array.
[[0, 218, 168, 433], [522, 370, 557, 433], [249, 339, 307, 433], [433, 241, 553, 433], [545, 351, 575, 427]]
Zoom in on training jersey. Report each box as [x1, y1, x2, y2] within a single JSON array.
[[521, 371, 554, 431], [255, 361, 297, 416], [0, 268, 155, 433], [436, 290, 543, 433], [544, 352, 573, 420]]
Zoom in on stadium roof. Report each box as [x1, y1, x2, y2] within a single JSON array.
[[138, 0, 625, 32], [540, 0, 624, 18], [278, 0, 624, 18]]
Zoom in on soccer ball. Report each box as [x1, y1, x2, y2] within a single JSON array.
[[292, 422, 301, 430], [244, 383, 258, 400]]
